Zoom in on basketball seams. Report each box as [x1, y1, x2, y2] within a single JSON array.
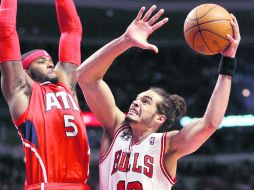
[[200, 28, 230, 41], [186, 5, 218, 21], [196, 5, 218, 20], [191, 30, 200, 51], [184, 3, 232, 55], [196, 5, 213, 54], [185, 8, 198, 21], [193, 7, 200, 50], [184, 19, 231, 34], [185, 16, 198, 22], [200, 29, 230, 50], [195, 29, 229, 55], [192, 7, 213, 52], [198, 19, 231, 26]]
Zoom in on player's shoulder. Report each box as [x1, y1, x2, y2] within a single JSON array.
[[165, 130, 180, 140], [118, 125, 131, 136], [109, 124, 131, 140], [163, 130, 180, 154]]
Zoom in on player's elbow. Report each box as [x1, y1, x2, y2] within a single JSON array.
[[76, 65, 95, 85], [203, 118, 221, 130], [72, 23, 82, 37], [72, 15, 82, 36], [76, 66, 87, 84]]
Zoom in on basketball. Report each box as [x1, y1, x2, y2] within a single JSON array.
[[184, 4, 233, 55]]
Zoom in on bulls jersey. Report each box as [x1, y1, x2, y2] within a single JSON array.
[[14, 82, 90, 189], [99, 126, 176, 190]]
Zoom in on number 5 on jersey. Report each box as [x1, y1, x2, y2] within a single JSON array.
[[64, 115, 78, 137]]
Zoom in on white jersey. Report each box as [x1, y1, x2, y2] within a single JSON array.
[[99, 126, 176, 190]]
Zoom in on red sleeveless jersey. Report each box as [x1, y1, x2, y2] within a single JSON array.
[[14, 82, 90, 189]]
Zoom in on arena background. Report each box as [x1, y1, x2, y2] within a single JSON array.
[[0, 0, 254, 189]]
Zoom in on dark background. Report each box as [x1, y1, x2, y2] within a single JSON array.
[[0, 0, 254, 189]]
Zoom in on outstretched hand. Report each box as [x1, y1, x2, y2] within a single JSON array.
[[123, 5, 169, 53], [222, 14, 241, 58]]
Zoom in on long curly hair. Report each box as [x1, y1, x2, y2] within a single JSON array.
[[150, 87, 187, 132]]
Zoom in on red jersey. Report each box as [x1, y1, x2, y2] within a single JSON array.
[[14, 82, 90, 190]]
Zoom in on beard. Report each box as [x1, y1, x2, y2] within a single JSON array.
[[125, 112, 157, 127], [29, 69, 58, 84], [125, 115, 137, 125]]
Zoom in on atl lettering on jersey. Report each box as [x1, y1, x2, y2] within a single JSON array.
[[45, 90, 80, 112]]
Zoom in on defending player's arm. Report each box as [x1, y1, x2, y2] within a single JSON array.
[[54, 0, 82, 94], [77, 6, 168, 136], [167, 15, 241, 159], [0, 0, 32, 120]]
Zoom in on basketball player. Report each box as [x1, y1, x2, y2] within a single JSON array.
[[0, 0, 90, 189], [77, 5, 240, 190]]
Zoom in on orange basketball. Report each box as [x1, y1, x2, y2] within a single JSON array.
[[184, 4, 233, 55]]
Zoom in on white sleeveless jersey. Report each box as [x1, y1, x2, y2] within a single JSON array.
[[99, 126, 176, 190]]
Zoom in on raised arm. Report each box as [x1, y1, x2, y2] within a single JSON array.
[[0, 0, 32, 120], [77, 5, 168, 135], [167, 15, 241, 159], [54, 0, 82, 93]]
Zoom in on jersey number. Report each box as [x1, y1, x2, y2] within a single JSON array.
[[64, 115, 78, 137], [117, 181, 143, 190]]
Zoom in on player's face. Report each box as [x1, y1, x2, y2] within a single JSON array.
[[126, 90, 163, 126], [27, 56, 58, 84]]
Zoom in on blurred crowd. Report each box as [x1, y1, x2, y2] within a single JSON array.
[[1, 126, 254, 190]]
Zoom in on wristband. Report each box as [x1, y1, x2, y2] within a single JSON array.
[[56, 0, 82, 66], [0, 0, 21, 63], [218, 56, 237, 77]]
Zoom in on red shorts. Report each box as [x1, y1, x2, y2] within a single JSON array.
[[25, 182, 90, 190]]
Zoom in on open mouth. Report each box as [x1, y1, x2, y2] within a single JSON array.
[[129, 108, 139, 115]]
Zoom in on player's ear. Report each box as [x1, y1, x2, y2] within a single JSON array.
[[156, 114, 166, 125]]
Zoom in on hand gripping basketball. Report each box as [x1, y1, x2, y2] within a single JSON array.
[[184, 4, 233, 55]]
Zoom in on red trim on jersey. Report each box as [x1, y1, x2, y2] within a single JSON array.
[[25, 182, 90, 190], [14, 81, 37, 126], [99, 126, 129, 164], [14, 108, 28, 126], [21, 139, 48, 183], [160, 133, 176, 185]]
